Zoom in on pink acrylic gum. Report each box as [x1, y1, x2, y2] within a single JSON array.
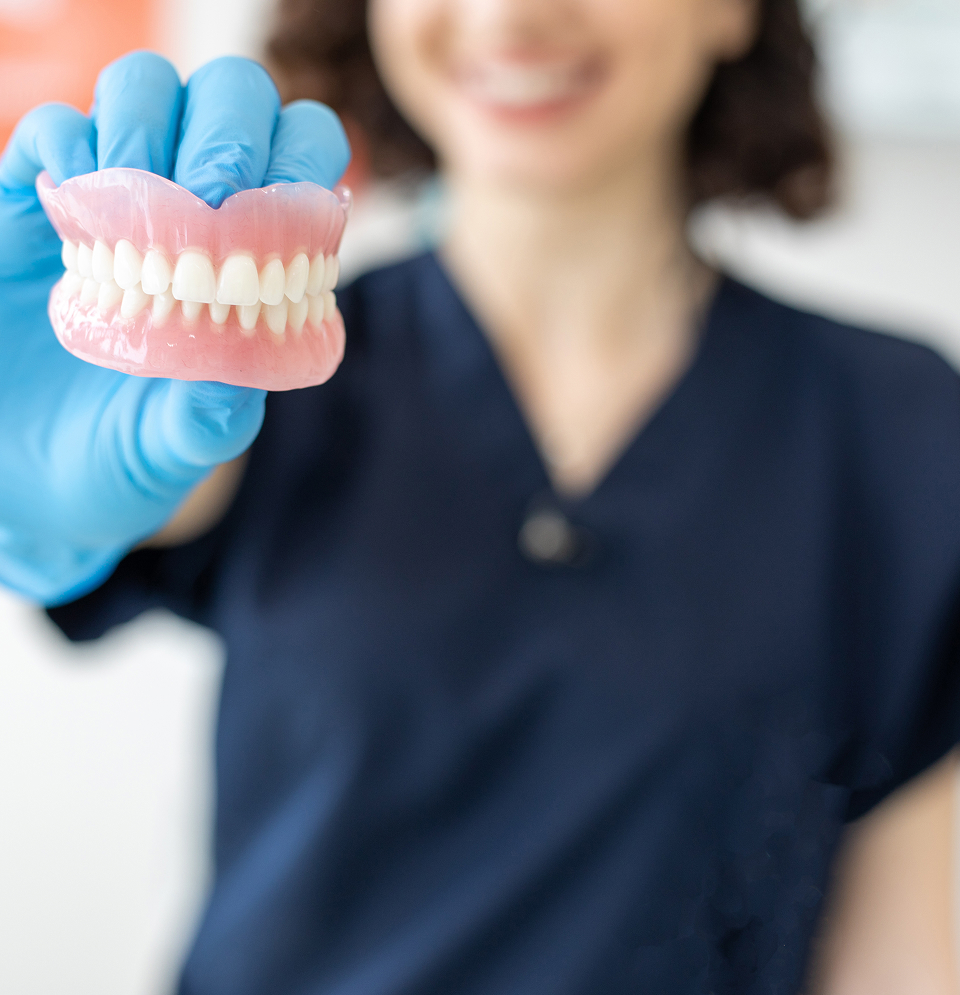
[[37, 167, 352, 391]]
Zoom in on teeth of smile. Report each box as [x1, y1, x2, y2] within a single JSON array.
[[467, 62, 586, 106], [61, 240, 340, 335]]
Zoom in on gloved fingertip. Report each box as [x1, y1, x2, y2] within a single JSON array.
[[0, 103, 96, 190], [263, 100, 352, 189]]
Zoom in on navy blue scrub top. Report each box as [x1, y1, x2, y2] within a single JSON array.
[[50, 254, 960, 994]]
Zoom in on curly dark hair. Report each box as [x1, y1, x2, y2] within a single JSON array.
[[266, 0, 832, 218]]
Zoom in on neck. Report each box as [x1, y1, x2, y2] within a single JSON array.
[[441, 147, 710, 354]]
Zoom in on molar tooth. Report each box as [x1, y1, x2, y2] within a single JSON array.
[[80, 278, 99, 305], [238, 300, 261, 335], [209, 301, 231, 325], [114, 240, 143, 290], [306, 253, 325, 297], [61, 240, 79, 273], [258, 258, 285, 305], [120, 284, 151, 319], [288, 295, 308, 333], [97, 279, 124, 311], [141, 249, 173, 295], [307, 293, 326, 329], [77, 243, 93, 279], [284, 252, 309, 304], [324, 290, 337, 322], [216, 254, 260, 306], [173, 251, 216, 304], [264, 300, 288, 336], [181, 299, 204, 321], [92, 240, 114, 284], [153, 289, 176, 326], [321, 255, 340, 293]]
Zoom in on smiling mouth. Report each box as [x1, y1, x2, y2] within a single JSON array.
[[457, 58, 603, 112]]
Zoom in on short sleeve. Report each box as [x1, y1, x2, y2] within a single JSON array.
[[826, 324, 960, 818]]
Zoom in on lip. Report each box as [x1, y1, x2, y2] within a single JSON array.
[[453, 55, 606, 123]]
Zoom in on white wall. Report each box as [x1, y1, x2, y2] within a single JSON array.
[[2, 4, 960, 994]]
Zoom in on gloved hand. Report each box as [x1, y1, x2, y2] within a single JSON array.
[[0, 51, 350, 606]]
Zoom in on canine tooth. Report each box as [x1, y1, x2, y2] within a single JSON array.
[[284, 253, 309, 304], [306, 253, 325, 296], [264, 300, 288, 336], [114, 240, 143, 290], [92, 241, 114, 284], [216, 254, 260, 306], [77, 243, 93, 279], [153, 289, 176, 325], [173, 251, 216, 304], [288, 295, 308, 333], [307, 293, 326, 328], [141, 249, 173, 295], [80, 278, 99, 305], [61, 240, 79, 273], [97, 279, 123, 311], [61, 272, 83, 298], [181, 299, 204, 321], [321, 255, 340, 293], [209, 301, 231, 325], [238, 300, 261, 335], [324, 290, 337, 322], [120, 284, 151, 319], [259, 258, 285, 305]]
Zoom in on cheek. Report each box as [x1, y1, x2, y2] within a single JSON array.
[[368, 0, 450, 148], [602, 0, 716, 142]]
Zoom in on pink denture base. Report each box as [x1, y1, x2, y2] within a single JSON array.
[[37, 168, 352, 391]]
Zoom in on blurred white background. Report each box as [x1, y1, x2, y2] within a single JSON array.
[[1, 1, 960, 993]]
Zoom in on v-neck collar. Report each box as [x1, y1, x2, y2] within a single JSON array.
[[411, 251, 755, 511]]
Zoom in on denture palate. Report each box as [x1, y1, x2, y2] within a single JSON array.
[[60, 238, 341, 335]]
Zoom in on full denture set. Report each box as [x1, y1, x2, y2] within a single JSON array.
[[37, 167, 351, 390]]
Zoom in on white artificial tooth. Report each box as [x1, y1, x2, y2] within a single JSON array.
[[141, 249, 173, 295], [61, 273, 83, 298], [216, 254, 260, 306], [80, 278, 99, 305], [97, 279, 124, 311], [61, 240, 79, 273], [323, 290, 337, 322], [173, 251, 216, 304], [77, 243, 93, 279], [258, 258, 285, 305], [306, 253, 325, 297], [288, 295, 308, 333], [181, 299, 204, 321], [284, 252, 309, 304], [209, 301, 231, 325], [92, 240, 114, 284], [307, 293, 325, 329], [114, 240, 143, 291], [120, 284, 151, 319], [264, 300, 288, 336], [321, 255, 340, 293], [238, 300, 261, 335], [153, 289, 176, 326]]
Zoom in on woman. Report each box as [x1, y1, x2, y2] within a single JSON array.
[[0, 0, 958, 991]]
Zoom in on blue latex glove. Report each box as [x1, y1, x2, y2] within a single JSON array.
[[0, 51, 350, 606]]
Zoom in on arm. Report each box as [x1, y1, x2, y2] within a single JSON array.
[[807, 751, 960, 995]]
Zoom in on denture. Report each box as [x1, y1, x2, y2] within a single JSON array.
[[37, 167, 350, 391]]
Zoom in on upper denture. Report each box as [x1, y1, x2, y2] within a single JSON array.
[[37, 167, 348, 266]]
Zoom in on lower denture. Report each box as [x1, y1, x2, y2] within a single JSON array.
[[37, 167, 351, 391]]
